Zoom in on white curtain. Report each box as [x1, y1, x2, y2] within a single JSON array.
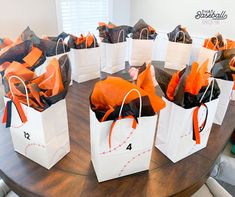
[[56, 0, 109, 36]]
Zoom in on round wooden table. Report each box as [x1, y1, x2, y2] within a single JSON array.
[[0, 66, 234, 197]]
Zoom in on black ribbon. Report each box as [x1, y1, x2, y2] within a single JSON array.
[[193, 103, 208, 141], [6, 101, 12, 128]]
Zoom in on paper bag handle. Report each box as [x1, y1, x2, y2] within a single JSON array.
[[139, 28, 149, 40], [108, 89, 142, 149], [211, 53, 218, 68], [8, 76, 30, 108], [206, 37, 218, 50], [119, 89, 142, 118], [117, 29, 125, 43], [174, 30, 186, 43], [199, 79, 215, 103], [56, 38, 66, 55]]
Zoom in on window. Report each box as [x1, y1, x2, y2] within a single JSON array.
[[56, 0, 110, 36]]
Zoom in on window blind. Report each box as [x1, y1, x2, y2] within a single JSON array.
[[56, 0, 109, 36]]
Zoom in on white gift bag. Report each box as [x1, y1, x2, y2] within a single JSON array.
[[214, 79, 234, 125], [128, 28, 154, 66], [90, 89, 158, 182], [197, 38, 218, 71], [164, 31, 192, 70], [71, 36, 101, 83], [155, 80, 219, 163], [4, 76, 70, 169], [101, 30, 126, 74]]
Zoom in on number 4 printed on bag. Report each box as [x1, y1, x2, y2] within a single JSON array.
[[126, 143, 132, 150]]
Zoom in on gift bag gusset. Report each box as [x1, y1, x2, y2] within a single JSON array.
[[155, 60, 220, 162], [90, 64, 165, 182], [164, 25, 192, 70]]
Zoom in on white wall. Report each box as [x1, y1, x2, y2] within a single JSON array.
[[130, 0, 235, 39], [0, 0, 58, 40]]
